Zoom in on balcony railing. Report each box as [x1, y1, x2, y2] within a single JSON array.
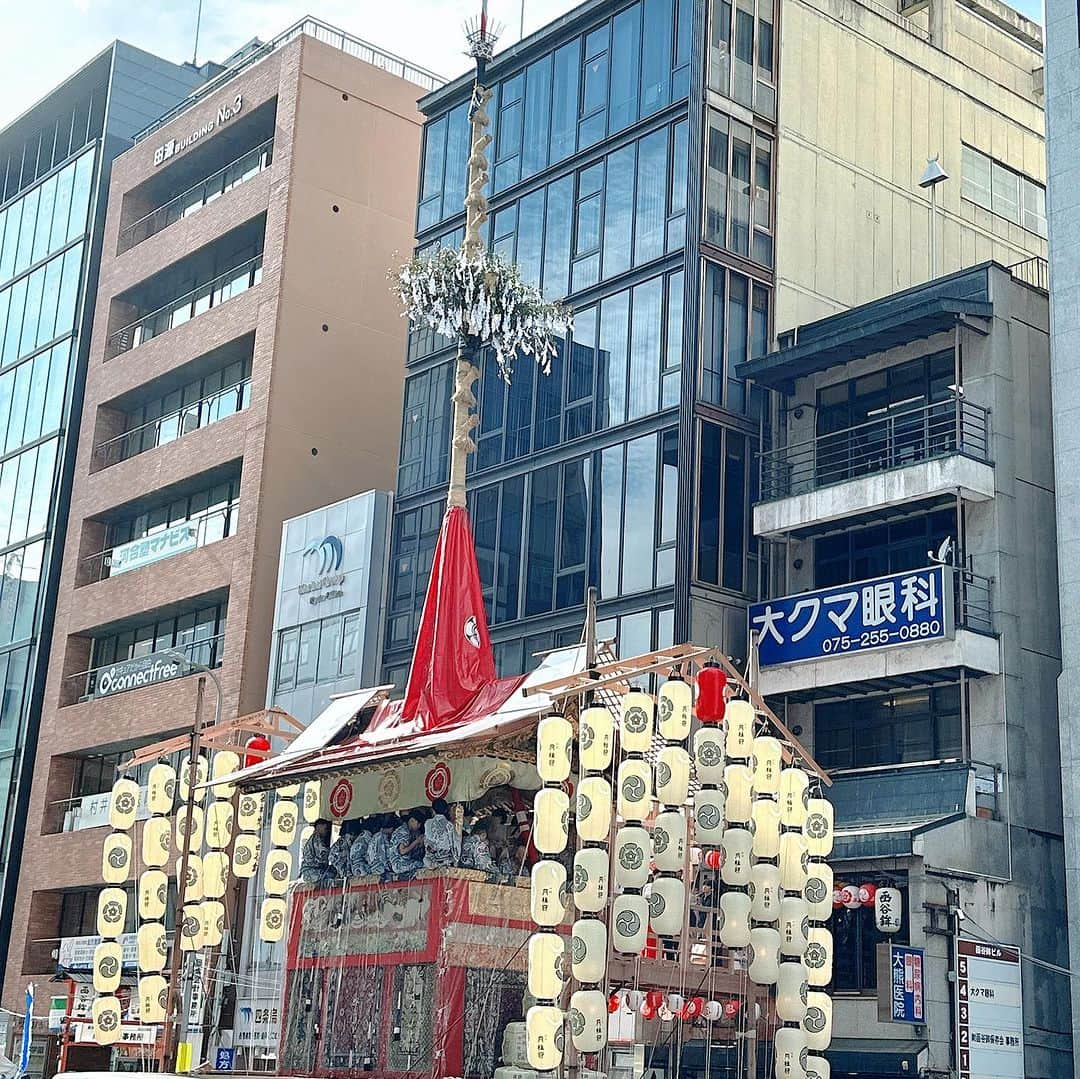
[[95, 377, 252, 467], [1009, 255, 1049, 293], [759, 397, 992, 502], [118, 139, 274, 253], [105, 254, 263, 359]]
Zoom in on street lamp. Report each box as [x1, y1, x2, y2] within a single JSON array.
[[919, 155, 949, 280]]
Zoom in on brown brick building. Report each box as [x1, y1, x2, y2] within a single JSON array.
[[2, 23, 437, 1015]]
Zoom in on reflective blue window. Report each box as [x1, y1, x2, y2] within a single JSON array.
[[522, 56, 553, 180], [610, 5, 642, 133], [398, 361, 454, 496], [697, 422, 759, 595], [550, 40, 581, 163], [701, 262, 769, 411]]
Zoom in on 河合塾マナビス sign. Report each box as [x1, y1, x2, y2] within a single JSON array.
[[749, 565, 952, 667]]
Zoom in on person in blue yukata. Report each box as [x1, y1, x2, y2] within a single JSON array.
[[300, 819, 337, 887], [328, 818, 361, 879], [388, 810, 426, 880], [347, 817, 377, 877], [423, 799, 461, 869], [364, 815, 396, 879]]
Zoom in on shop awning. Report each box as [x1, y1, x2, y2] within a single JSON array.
[[826, 1037, 928, 1076]]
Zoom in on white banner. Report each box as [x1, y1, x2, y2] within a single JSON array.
[[58, 934, 138, 970], [111, 522, 199, 575]]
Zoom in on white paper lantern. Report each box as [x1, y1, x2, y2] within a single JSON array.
[[139, 975, 168, 1023], [617, 759, 652, 822], [779, 833, 809, 891], [537, 715, 573, 782], [534, 788, 570, 854], [96, 887, 127, 938], [875, 886, 903, 934], [804, 992, 832, 1052], [232, 833, 260, 878], [238, 792, 265, 832], [203, 850, 229, 899], [528, 932, 568, 999], [752, 737, 783, 795], [620, 691, 655, 753], [692, 728, 726, 785], [693, 790, 725, 845], [806, 1055, 831, 1079], [805, 798, 834, 857], [750, 862, 781, 923], [614, 826, 652, 889], [138, 922, 168, 973], [93, 940, 122, 993], [525, 1005, 564, 1071], [805, 862, 834, 922], [805, 927, 833, 987], [780, 896, 810, 957], [92, 996, 122, 1046], [576, 777, 612, 843], [704, 1000, 724, 1022], [725, 700, 754, 760], [748, 926, 781, 985], [302, 782, 321, 823], [178, 754, 208, 802], [270, 800, 299, 847], [579, 707, 615, 771], [777, 961, 809, 1022], [611, 893, 649, 953], [102, 832, 132, 884], [724, 763, 753, 823], [206, 801, 234, 849], [179, 903, 204, 952], [569, 989, 608, 1052], [653, 810, 687, 873], [147, 763, 176, 814], [648, 876, 686, 936], [263, 848, 293, 897], [656, 746, 692, 806], [751, 798, 782, 858], [719, 890, 752, 948], [141, 816, 171, 868], [573, 847, 609, 913], [720, 827, 753, 887], [774, 1025, 808, 1079], [531, 859, 567, 927], [175, 804, 204, 853], [658, 678, 693, 741], [138, 870, 168, 920], [177, 853, 204, 902], [202, 899, 225, 948], [277, 783, 300, 797], [779, 768, 810, 827], [212, 751, 241, 799], [108, 778, 140, 832], [259, 897, 287, 942], [571, 918, 607, 983]]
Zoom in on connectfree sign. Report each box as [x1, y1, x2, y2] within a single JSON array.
[[153, 93, 243, 166], [93, 654, 184, 698]]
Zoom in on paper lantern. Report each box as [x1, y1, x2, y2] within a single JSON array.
[[202, 899, 225, 947], [724, 763, 753, 823], [779, 768, 810, 826], [692, 728, 726, 785], [720, 827, 752, 886], [102, 832, 132, 884], [725, 700, 754, 759], [806, 927, 833, 987], [656, 746, 691, 806], [750, 862, 781, 922], [614, 825, 652, 889], [300, 825, 313, 847], [260, 897, 287, 942], [92, 995, 122, 1046], [278, 782, 300, 797], [139, 975, 168, 1023], [620, 690, 655, 753], [696, 665, 727, 722], [751, 737, 783, 795], [211, 751, 241, 798], [751, 799, 782, 858], [302, 781, 321, 823], [537, 715, 573, 781], [748, 927, 781, 985], [624, 990, 644, 1011], [179, 903, 205, 951], [203, 851, 229, 898], [530, 859, 567, 927], [653, 810, 687, 873], [648, 877, 686, 936], [263, 848, 293, 897], [175, 804, 204, 853], [704, 999, 724, 1021], [805, 798, 834, 857], [573, 847, 609, 913], [232, 833, 260, 878], [777, 961, 809, 1022], [875, 886, 903, 933], [108, 778, 140, 831], [666, 993, 685, 1014], [238, 792, 265, 832], [570, 989, 607, 1052], [147, 763, 176, 814], [858, 882, 877, 906], [178, 754, 208, 802], [93, 940, 122, 993], [269, 799, 299, 847], [804, 991, 832, 1052], [780, 896, 810, 957], [645, 990, 665, 1011], [779, 833, 809, 891], [96, 887, 127, 938], [693, 790, 725, 845], [571, 918, 607, 983], [579, 706, 615, 771], [138, 922, 168, 973], [206, 802, 234, 849], [244, 733, 271, 769], [533, 788, 570, 854], [177, 853, 204, 902], [840, 885, 860, 910], [141, 816, 171, 869], [658, 678, 693, 740], [806, 1055, 831, 1079], [611, 893, 649, 954], [525, 1005, 564, 1071], [805, 863, 834, 922], [138, 870, 168, 920], [774, 1025, 808, 1079], [719, 890, 752, 948], [576, 776, 612, 842], [617, 759, 652, 821]]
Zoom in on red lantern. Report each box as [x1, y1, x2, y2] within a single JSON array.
[[723, 999, 741, 1020], [859, 883, 877, 906], [696, 666, 728, 723], [832, 888, 844, 909], [646, 990, 665, 1011], [641, 1001, 657, 1020], [608, 993, 622, 1014], [705, 849, 723, 870], [643, 932, 659, 959], [686, 997, 705, 1019], [244, 733, 271, 768]]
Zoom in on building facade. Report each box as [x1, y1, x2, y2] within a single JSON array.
[[0, 42, 211, 997], [1, 19, 436, 1027], [740, 262, 1070, 1077]]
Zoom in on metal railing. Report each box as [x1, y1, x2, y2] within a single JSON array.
[[759, 397, 992, 501], [105, 254, 262, 359], [955, 564, 994, 634], [118, 139, 274, 253], [95, 377, 252, 467], [134, 17, 445, 144], [1009, 255, 1049, 292]]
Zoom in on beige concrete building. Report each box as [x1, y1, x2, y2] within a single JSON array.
[[1, 19, 435, 1033]]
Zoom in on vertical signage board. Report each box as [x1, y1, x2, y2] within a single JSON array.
[[956, 938, 1024, 1079]]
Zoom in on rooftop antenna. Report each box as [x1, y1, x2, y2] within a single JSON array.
[[192, 0, 204, 67]]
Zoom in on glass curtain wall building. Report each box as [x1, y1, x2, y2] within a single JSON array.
[[0, 44, 208, 982]]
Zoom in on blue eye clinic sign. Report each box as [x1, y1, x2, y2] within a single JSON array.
[[749, 565, 952, 667]]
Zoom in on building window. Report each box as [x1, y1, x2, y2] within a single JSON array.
[[275, 610, 365, 693], [89, 600, 228, 676], [707, 0, 777, 117], [830, 873, 909, 993], [961, 144, 1046, 237], [417, 102, 470, 232], [700, 261, 770, 412], [704, 111, 773, 266], [398, 360, 454, 497]]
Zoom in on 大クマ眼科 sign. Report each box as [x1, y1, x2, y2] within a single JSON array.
[[749, 565, 951, 667], [956, 938, 1024, 1079]]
